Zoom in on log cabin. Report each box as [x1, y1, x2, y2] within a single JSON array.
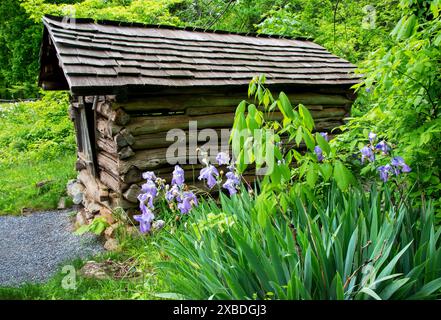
[[38, 15, 358, 215]]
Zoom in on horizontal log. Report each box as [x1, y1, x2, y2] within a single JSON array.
[[118, 147, 217, 174], [114, 92, 352, 113], [132, 128, 231, 150], [127, 113, 235, 136], [185, 104, 334, 116], [119, 118, 341, 175], [126, 108, 346, 136]]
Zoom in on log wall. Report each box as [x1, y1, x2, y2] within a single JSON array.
[[71, 88, 354, 212]]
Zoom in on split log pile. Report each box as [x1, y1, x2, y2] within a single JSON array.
[[72, 90, 353, 213]]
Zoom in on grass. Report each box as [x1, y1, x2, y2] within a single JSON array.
[[0, 154, 76, 214], [0, 92, 77, 215]]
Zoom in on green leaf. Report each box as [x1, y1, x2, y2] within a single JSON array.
[[335, 273, 344, 300], [408, 278, 441, 299], [299, 104, 314, 131], [316, 132, 330, 155], [344, 227, 358, 280], [360, 288, 382, 300], [295, 127, 303, 147], [319, 162, 333, 181], [74, 225, 90, 236], [379, 278, 410, 300], [377, 242, 413, 280], [333, 160, 354, 191], [277, 92, 294, 120], [303, 130, 315, 151], [306, 163, 318, 188]]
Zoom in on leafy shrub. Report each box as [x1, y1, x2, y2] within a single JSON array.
[[0, 91, 75, 165], [159, 184, 441, 300], [336, 1, 441, 217]]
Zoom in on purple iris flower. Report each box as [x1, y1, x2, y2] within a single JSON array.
[[133, 208, 155, 233], [171, 165, 185, 186], [391, 156, 411, 173], [141, 180, 157, 198], [138, 192, 154, 210], [375, 140, 389, 154], [177, 191, 198, 214], [377, 164, 392, 182], [199, 165, 219, 189], [165, 184, 181, 202], [401, 163, 412, 173], [319, 132, 329, 142], [314, 145, 324, 162], [142, 171, 156, 181], [368, 132, 377, 144], [223, 171, 240, 196], [216, 152, 230, 166], [361, 146, 375, 163]]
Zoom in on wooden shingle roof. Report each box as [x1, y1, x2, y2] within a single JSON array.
[[39, 15, 358, 95]]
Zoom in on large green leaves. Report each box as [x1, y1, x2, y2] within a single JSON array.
[[333, 160, 355, 191]]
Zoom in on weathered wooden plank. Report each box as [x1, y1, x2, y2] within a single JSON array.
[[132, 128, 230, 150], [126, 108, 346, 136], [99, 169, 122, 192], [97, 151, 119, 176], [126, 113, 235, 136], [114, 93, 351, 112]]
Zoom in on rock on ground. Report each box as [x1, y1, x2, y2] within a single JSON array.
[[0, 209, 104, 287]]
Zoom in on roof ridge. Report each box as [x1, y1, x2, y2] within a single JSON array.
[[43, 14, 313, 42]]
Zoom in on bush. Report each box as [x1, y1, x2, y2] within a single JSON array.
[[336, 1, 441, 217], [159, 184, 441, 300]]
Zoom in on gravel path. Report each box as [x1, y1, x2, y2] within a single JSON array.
[[0, 209, 104, 287]]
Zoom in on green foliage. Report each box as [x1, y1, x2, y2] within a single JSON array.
[[0, 91, 76, 214], [0, 92, 75, 165], [21, 0, 183, 24], [159, 184, 441, 300], [337, 0, 441, 216], [256, 0, 401, 63], [231, 76, 356, 194], [0, 0, 42, 98], [75, 216, 110, 236]]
